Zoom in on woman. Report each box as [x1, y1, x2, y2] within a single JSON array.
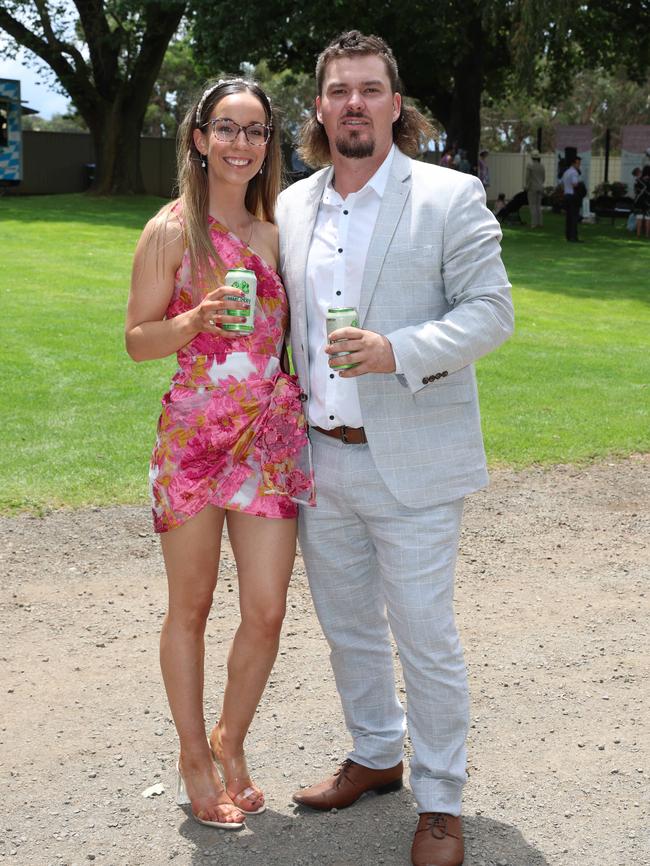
[[125, 79, 313, 829]]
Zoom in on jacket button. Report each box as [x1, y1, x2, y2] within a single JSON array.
[[422, 377, 428, 385], [299, 393, 307, 402], [442, 370, 448, 377], [435, 373, 442, 380]]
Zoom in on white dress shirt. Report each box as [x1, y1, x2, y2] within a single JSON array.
[[562, 166, 580, 194], [306, 145, 395, 428]]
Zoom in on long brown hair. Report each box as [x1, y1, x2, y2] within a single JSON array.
[[298, 31, 434, 169], [174, 78, 282, 298]]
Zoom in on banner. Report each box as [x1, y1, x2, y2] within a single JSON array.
[[621, 125, 650, 196], [555, 125, 592, 216], [0, 79, 23, 183]]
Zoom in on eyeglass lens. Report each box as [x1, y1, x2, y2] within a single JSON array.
[[210, 118, 269, 145]]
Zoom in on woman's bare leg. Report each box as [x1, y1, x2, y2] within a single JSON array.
[[160, 505, 243, 825], [209, 511, 297, 809]]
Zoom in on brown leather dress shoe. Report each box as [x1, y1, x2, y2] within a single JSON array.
[[411, 812, 464, 866], [292, 758, 403, 811]]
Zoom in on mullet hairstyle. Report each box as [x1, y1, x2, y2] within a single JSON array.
[[298, 30, 435, 169], [157, 78, 281, 303]]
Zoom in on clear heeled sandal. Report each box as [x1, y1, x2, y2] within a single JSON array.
[[209, 735, 266, 815], [176, 761, 246, 829]]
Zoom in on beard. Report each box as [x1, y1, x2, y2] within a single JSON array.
[[334, 131, 375, 159]]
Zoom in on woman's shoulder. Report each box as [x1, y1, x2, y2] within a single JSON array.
[[136, 200, 185, 271], [143, 201, 184, 246]]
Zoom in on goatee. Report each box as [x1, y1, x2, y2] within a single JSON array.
[[335, 133, 375, 159]]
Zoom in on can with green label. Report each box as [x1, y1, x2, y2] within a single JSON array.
[[326, 307, 359, 369], [222, 268, 257, 332]]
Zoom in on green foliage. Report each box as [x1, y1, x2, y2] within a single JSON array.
[[190, 0, 650, 161], [191, 0, 515, 154], [1, 196, 648, 513], [592, 181, 629, 198], [22, 110, 88, 133], [481, 66, 650, 154], [142, 29, 200, 137]]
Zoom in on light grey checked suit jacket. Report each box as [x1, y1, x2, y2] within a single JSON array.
[[276, 148, 514, 508]]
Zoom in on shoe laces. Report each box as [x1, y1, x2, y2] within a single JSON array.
[[425, 813, 459, 840], [333, 758, 356, 787]]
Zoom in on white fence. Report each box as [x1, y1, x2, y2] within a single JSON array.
[[484, 153, 629, 201]]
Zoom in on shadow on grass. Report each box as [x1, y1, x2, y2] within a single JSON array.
[[0, 192, 167, 230], [501, 212, 650, 305]]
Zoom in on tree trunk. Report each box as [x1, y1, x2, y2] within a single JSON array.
[[89, 98, 147, 195], [445, 14, 484, 172]]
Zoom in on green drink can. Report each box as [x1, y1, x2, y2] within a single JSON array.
[[222, 268, 257, 332], [326, 307, 359, 369]]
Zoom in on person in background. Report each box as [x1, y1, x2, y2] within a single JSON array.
[[492, 192, 507, 215], [478, 149, 490, 189], [561, 155, 582, 242], [457, 149, 471, 173], [525, 150, 546, 228], [633, 164, 650, 238], [440, 145, 455, 168]]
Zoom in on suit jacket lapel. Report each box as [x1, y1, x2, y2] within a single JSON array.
[[359, 150, 412, 326], [289, 168, 331, 356]]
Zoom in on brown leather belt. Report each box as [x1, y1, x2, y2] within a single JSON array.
[[311, 425, 368, 445]]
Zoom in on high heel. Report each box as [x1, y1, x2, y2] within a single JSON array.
[[176, 761, 246, 830], [209, 732, 266, 815], [175, 763, 192, 806]]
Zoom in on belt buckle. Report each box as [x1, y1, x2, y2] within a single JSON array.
[[340, 425, 350, 444]]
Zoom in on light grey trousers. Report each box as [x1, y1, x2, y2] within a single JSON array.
[[528, 189, 543, 227], [299, 429, 469, 815]]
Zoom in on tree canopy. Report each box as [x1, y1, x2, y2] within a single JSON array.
[[193, 0, 650, 168], [2, 1, 649, 193]]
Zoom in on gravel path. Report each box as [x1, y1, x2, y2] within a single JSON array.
[[1, 455, 648, 866]]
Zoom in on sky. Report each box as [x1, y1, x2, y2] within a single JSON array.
[[0, 52, 70, 119]]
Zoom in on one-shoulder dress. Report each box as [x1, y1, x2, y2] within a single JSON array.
[[149, 215, 314, 533]]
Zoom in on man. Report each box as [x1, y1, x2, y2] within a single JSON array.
[[561, 155, 582, 242], [525, 150, 546, 228], [275, 31, 513, 866]]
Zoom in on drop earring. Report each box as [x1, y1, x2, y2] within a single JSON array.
[[259, 161, 265, 176], [200, 153, 207, 170]]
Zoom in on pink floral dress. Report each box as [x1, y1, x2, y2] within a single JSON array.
[[149, 215, 314, 533]]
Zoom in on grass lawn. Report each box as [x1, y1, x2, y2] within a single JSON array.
[[0, 194, 648, 512]]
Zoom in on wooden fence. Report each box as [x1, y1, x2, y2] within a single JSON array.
[[9, 131, 176, 197]]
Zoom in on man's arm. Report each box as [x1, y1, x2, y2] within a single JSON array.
[[334, 176, 513, 391]]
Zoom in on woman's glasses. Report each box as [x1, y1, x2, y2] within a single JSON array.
[[202, 117, 271, 146]]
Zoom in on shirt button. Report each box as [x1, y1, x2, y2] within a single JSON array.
[[336, 290, 341, 296], [329, 373, 335, 379], [343, 210, 349, 215], [337, 247, 343, 253], [329, 414, 335, 420]]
